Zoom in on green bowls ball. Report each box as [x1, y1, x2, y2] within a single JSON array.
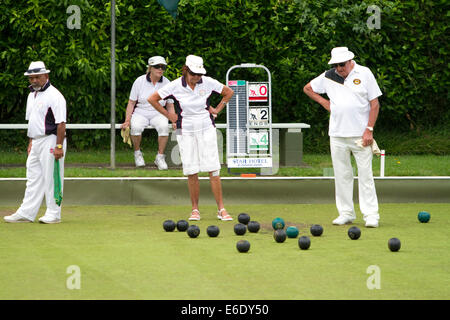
[[418, 211, 431, 223], [272, 217, 285, 230], [286, 226, 299, 238]]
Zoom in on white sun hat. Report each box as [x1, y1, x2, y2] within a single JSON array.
[[147, 56, 167, 67], [185, 55, 206, 74], [24, 61, 51, 76], [328, 47, 355, 64]]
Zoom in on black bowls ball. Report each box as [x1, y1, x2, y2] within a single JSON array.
[[310, 224, 323, 237], [187, 225, 200, 238], [298, 236, 311, 250], [238, 213, 251, 225], [176, 220, 189, 232], [348, 226, 361, 240], [207, 225, 220, 237], [274, 229, 287, 243], [247, 221, 260, 233], [163, 220, 176, 232], [388, 237, 401, 252], [236, 240, 251, 253], [234, 223, 247, 236]]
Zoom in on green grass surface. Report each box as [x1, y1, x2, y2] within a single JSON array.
[[0, 152, 449, 177], [1, 203, 448, 300]]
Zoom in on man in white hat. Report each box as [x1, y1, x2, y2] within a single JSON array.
[[4, 61, 67, 224], [147, 54, 234, 222], [303, 47, 382, 228], [121, 56, 175, 169]]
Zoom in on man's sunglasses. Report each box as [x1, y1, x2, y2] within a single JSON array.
[[152, 64, 167, 71], [332, 62, 347, 68], [188, 69, 202, 77]]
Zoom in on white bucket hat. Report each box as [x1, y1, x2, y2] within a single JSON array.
[[185, 55, 206, 75], [24, 61, 50, 76], [147, 56, 167, 67], [328, 47, 355, 64]]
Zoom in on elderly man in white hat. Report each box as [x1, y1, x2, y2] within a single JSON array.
[[121, 56, 175, 169], [303, 47, 382, 228], [4, 61, 67, 224], [147, 55, 235, 222]]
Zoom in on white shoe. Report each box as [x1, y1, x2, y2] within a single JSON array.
[[38, 216, 61, 224], [217, 208, 233, 221], [134, 150, 145, 167], [4, 212, 32, 223], [365, 218, 379, 228], [332, 216, 354, 225], [154, 154, 168, 170]]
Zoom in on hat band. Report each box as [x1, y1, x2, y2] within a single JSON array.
[[27, 68, 46, 74]]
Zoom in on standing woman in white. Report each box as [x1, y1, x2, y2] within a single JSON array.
[[303, 47, 382, 228], [121, 56, 175, 169], [148, 55, 234, 221], [4, 61, 67, 224]]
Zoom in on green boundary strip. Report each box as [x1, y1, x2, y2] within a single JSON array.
[[1, 178, 449, 205]]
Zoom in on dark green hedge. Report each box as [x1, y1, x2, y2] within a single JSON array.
[[0, 0, 448, 152]]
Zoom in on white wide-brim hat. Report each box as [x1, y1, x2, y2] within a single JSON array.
[[24, 61, 50, 76], [328, 47, 355, 64], [147, 56, 167, 67], [185, 55, 206, 74]]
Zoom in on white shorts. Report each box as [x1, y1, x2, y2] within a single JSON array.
[[130, 110, 169, 136], [176, 126, 221, 176]]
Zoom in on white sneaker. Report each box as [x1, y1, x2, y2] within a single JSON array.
[[134, 150, 145, 167], [332, 216, 354, 225], [154, 154, 168, 170], [365, 218, 379, 228], [38, 216, 61, 224], [4, 212, 32, 223]]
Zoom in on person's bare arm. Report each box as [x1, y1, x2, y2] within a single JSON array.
[[303, 82, 330, 112]]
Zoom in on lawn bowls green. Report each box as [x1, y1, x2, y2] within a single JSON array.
[[236, 240, 251, 253], [418, 211, 431, 223], [298, 236, 311, 250], [163, 220, 176, 232], [187, 225, 200, 238], [176, 220, 189, 232], [348, 226, 361, 240], [388, 238, 401, 252], [238, 213, 251, 225], [310, 224, 323, 237], [272, 217, 285, 230], [234, 223, 247, 236], [206, 225, 220, 237], [274, 229, 287, 243], [286, 226, 299, 238], [247, 221, 260, 233]]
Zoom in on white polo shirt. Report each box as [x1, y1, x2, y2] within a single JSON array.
[[129, 74, 173, 116], [157, 76, 224, 133], [26, 81, 66, 139], [310, 62, 382, 137]]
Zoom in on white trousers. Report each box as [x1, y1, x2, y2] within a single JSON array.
[[130, 110, 169, 136], [330, 136, 379, 222], [176, 126, 221, 176], [16, 135, 66, 221]]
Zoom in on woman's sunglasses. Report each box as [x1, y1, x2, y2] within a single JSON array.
[[188, 69, 202, 77], [152, 64, 167, 71]]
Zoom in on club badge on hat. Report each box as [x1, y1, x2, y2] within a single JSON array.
[[24, 61, 51, 76]]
